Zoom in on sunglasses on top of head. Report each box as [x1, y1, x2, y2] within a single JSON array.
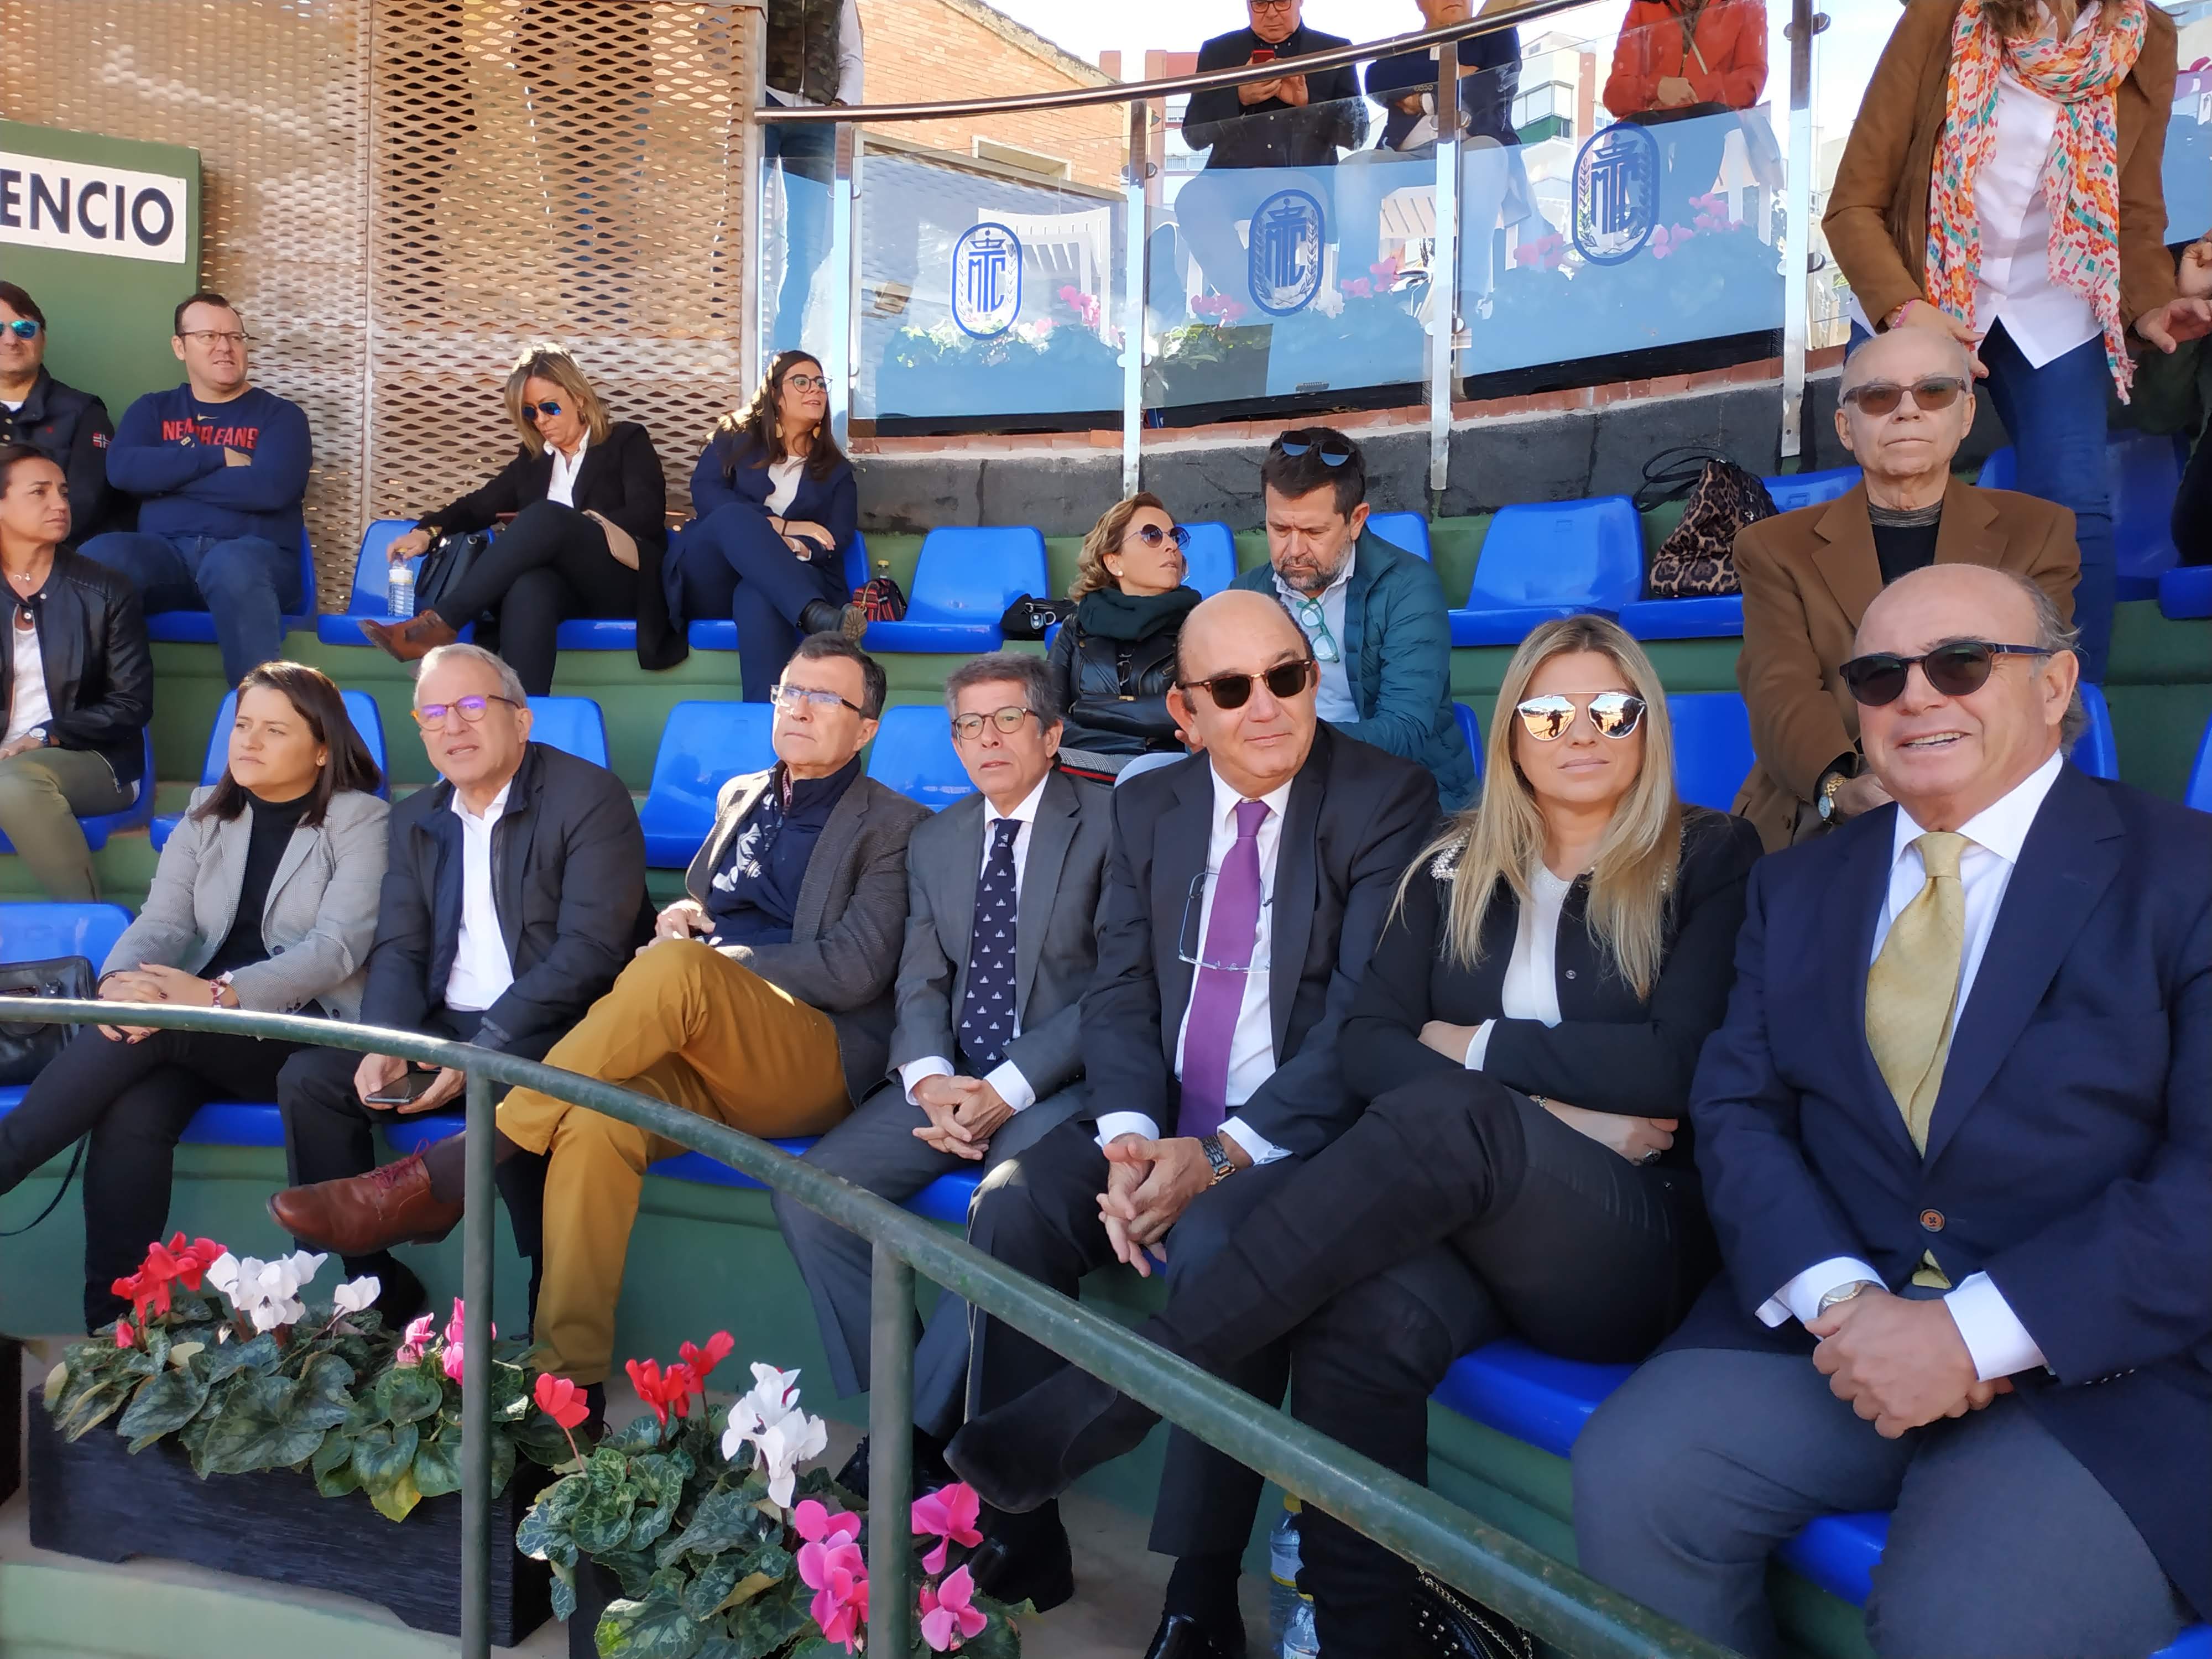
[[1180, 656, 1317, 710], [1514, 691, 1647, 741], [1273, 431, 1356, 467], [520, 400, 564, 422], [2, 320, 40, 341], [1840, 376, 1968, 417], [1838, 640, 2051, 707]]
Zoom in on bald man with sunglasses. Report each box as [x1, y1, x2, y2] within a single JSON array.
[[1732, 326, 2079, 851]]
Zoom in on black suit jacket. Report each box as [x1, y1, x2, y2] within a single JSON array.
[[361, 742, 651, 1055], [1674, 763, 2212, 1619], [1082, 724, 1438, 1155], [1182, 25, 1368, 170]]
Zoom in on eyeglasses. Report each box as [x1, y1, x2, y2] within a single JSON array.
[[1840, 376, 1967, 416], [178, 330, 253, 347], [784, 374, 830, 392], [412, 693, 522, 729], [951, 706, 1038, 740], [1124, 523, 1192, 552], [1273, 431, 1355, 467], [1290, 594, 1342, 665], [1838, 641, 2051, 707], [519, 400, 564, 422], [1250, 0, 1297, 11], [2, 320, 39, 341], [1513, 691, 1647, 741], [1180, 657, 1316, 709], [770, 682, 864, 715]]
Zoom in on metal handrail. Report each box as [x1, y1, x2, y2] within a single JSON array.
[[753, 0, 1587, 123], [0, 997, 1740, 1659]]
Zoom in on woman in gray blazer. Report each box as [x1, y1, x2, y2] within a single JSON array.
[[0, 661, 387, 1331]]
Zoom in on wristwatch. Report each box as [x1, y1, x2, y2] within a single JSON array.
[[1197, 1134, 1237, 1186], [1818, 768, 1847, 823], [1817, 1279, 1881, 1314]]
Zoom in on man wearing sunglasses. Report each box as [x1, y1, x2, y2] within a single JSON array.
[[1733, 325, 2079, 851], [272, 642, 650, 1327], [275, 634, 931, 1402], [0, 282, 118, 550], [944, 590, 1438, 1659], [1577, 564, 2212, 1659], [77, 291, 312, 689], [1234, 426, 1474, 808]]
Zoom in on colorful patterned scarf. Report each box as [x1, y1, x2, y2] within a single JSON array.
[[1924, 0, 2146, 397]]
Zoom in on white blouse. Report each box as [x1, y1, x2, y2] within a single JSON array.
[[765, 455, 805, 518], [4, 611, 51, 746], [546, 433, 588, 508], [1464, 864, 1572, 1070]]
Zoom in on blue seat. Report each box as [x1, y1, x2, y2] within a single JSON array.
[[178, 1101, 288, 1146], [1667, 691, 1755, 812], [1453, 701, 1485, 781], [1449, 498, 1642, 646], [1617, 596, 1744, 641], [2074, 681, 2119, 781], [1, 901, 133, 967], [523, 697, 610, 768], [320, 520, 429, 646], [864, 705, 974, 811], [2161, 565, 2212, 620], [1178, 522, 1238, 596], [0, 730, 154, 855], [2188, 710, 2212, 814], [1975, 447, 2016, 489], [858, 526, 1046, 653], [144, 525, 318, 644], [687, 535, 873, 651], [637, 702, 776, 867], [1979, 435, 2189, 601], [1368, 512, 1432, 562], [1761, 465, 1861, 514], [150, 688, 391, 850]]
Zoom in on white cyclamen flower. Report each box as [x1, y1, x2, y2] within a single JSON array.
[[331, 1275, 380, 1316], [724, 1401, 827, 1509], [210, 1249, 328, 1332]]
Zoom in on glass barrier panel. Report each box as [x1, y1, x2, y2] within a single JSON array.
[[2166, 1, 2212, 243], [757, 113, 841, 366]]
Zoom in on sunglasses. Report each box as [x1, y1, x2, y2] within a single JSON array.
[[1840, 376, 1967, 417], [1125, 523, 1192, 552], [413, 693, 522, 729], [1838, 640, 2050, 707], [770, 682, 864, 715], [1274, 431, 1356, 467], [1514, 691, 1647, 741], [784, 374, 830, 392], [2, 320, 39, 341], [952, 706, 1038, 740], [519, 400, 564, 422], [1181, 656, 1316, 709]]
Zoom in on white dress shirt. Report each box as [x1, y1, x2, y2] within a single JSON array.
[[1757, 749, 2066, 1382], [1095, 765, 1295, 1165], [1463, 863, 1571, 1070], [1274, 561, 1358, 724], [900, 773, 1052, 1113], [4, 613, 51, 745], [762, 0, 865, 107], [444, 780, 517, 1013], [546, 434, 589, 508]]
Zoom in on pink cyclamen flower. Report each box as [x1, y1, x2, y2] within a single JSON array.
[[799, 1537, 869, 1652], [795, 1498, 863, 1546], [920, 1564, 989, 1651], [1344, 278, 1371, 300], [912, 1482, 984, 1575], [398, 1313, 435, 1365]]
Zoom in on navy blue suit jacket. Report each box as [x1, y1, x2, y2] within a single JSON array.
[[1674, 760, 2212, 1618]]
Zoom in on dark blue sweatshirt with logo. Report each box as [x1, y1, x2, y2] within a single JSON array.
[[103, 382, 312, 547]]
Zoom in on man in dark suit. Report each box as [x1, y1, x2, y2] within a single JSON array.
[[1575, 563, 2211, 1658], [946, 589, 1439, 1659], [773, 653, 1112, 1568], [273, 642, 649, 1323]]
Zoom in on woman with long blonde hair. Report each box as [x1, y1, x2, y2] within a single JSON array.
[[946, 616, 1764, 1658]]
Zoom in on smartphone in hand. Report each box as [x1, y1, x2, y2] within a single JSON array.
[[366, 1067, 439, 1107]]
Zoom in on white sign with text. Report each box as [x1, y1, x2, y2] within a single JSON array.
[[0, 152, 189, 264]]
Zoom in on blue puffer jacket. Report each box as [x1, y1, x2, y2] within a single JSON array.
[[1235, 526, 1475, 810]]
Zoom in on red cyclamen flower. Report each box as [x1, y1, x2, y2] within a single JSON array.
[[676, 1330, 735, 1394], [624, 1357, 698, 1428], [534, 1373, 591, 1431]]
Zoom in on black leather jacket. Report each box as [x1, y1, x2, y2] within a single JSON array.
[[0, 370, 120, 548], [1046, 611, 1185, 758], [1, 550, 154, 789]]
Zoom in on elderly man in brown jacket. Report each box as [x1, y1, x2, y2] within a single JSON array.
[[1733, 326, 2077, 849]]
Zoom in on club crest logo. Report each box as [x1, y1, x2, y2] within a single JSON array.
[[952, 222, 1022, 338], [1572, 122, 1660, 267], [1247, 187, 1324, 316]]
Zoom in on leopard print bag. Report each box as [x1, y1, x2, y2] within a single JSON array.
[[1636, 447, 1777, 599]]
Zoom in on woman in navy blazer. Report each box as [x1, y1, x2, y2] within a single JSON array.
[[665, 349, 863, 701]]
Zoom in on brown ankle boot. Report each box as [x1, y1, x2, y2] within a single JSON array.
[[360, 610, 459, 664]]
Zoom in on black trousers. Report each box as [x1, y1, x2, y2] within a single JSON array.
[[0, 1027, 305, 1332], [1150, 1073, 1717, 1658], [434, 499, 638, 695]]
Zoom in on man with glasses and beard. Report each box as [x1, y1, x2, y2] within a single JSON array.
[[1234, 426, 1473, 807], [1731, 326, 2078, 849], [941, 590, 1436, 1659], [272, 633, 928, 1404]]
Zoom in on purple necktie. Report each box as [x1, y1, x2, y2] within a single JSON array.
[[1180, 797, 1270, 1139]]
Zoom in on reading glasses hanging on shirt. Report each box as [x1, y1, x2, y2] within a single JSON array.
[[1177, 869, 1277, 974]]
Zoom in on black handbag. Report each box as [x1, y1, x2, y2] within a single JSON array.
[[415, 528, 493, 620], [998, 593, 1077, 640], [1413, 1573, 1537, 1659], [0, 954, 96, 1238]]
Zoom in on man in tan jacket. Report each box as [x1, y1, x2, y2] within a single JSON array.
[[1733, 326, 2077, 849]]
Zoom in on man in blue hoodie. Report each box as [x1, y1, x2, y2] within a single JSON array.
[[80, 291, 310, 685]]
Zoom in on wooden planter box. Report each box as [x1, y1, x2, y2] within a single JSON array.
[[27, 1397, 552, 1647]]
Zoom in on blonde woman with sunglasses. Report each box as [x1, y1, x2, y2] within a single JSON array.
[[946, 615, 1763, 1658]]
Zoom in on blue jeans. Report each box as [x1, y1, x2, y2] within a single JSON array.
[[763, 121, 834, 354], [677, 502, 844, 701], [77, 529, 302, 687]]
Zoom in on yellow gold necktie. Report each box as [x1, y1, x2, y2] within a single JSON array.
[[1865, 831, 1969, 1289]]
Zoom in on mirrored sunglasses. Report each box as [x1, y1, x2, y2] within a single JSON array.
[[1514, 691, 1646, 741], [520, 400, 564, 422], [2, 320, 40, 341]]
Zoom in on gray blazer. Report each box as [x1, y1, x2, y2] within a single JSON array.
[[105, 787, 390, 1021], [684, 767, 932, 1102], [888, 768, 1112, 1103]]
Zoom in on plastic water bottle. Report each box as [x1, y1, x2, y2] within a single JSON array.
[[1280, 1594, 1319, 1659], [1266, 1499, 1303, 1653], [387, 559, 416, 619]]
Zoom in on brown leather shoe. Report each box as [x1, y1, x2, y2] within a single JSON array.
[[359, 610, 458, 664], [268, 1153, 463, 1255]]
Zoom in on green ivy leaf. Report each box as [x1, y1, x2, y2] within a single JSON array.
[[624, 1453, 687, 1552], [718, 1579, 813, 1659], [594, 1587, 705, 1659], [516, 1472, 588, 1563], [53, 1376, 131, 1442], [610, 1412, 667, 1454], [593, 1546, 660, 1600], [352, 1421, 421, 1490], [678, 1553, 743, 1623], [488, 1422, 518, 1499], [197, 1373, 335, 1475], [200, 1331, 279, 1387], [413, 1434, 464, 1500], [376, 1363, 444, 1427], [655, 1488, 771, 1568], [117, 1366, 210, 1451], [549, 1559, 578, 1623]]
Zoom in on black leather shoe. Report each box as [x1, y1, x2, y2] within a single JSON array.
[[833, 1430, 954, 1502], [797, 598, 867, 640], [1141, 1611, 1248, 1659], [964, 1509, 1074, 1615], [944, 1364, 1159, 1514]]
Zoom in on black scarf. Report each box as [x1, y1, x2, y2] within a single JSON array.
[[1074, 585, 1201, 643]]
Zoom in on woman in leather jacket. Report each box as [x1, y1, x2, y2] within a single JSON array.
[[0, 445, 153, 898], [1045, 493, 1202, 781]]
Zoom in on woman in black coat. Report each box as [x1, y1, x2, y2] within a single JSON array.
[[1045, 492, 1201, 781], [360, 343, 675, 694], [945, 615, 1766, 1657]]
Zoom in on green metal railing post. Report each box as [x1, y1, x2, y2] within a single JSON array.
[[867, 1245, 916, 1651], [460, 1068, 495, 1659]]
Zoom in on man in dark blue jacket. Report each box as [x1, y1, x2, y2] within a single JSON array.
[[79, 291, 310, 686], [0, 282, 119, 549], [1574, 564, 2211, 1659]]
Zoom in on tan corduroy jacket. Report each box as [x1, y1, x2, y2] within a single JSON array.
[[1730, 478, 2078, 849], [1823, 0, 2178, 334]]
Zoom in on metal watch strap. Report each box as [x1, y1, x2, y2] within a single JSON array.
[[1817, 1279, 1880, 1314], [1198, 1134, 1235, 1185]]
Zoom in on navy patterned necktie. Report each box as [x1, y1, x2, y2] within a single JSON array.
[[956, 818, 1022, 1072]]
